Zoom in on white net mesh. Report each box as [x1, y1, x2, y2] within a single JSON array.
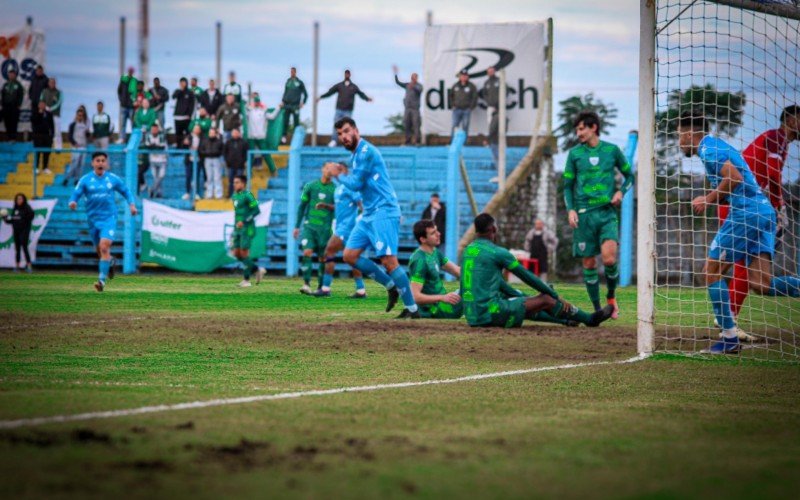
[[653, 0, 800, 359]]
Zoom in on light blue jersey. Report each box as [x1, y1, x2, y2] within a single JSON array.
[[334, 183, 361, 240], [337, 139, 401, 221], [69, 171, 136, 223], [698, 135, 771, 215]]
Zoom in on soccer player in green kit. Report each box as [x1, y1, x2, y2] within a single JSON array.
[[563, 110, 634, 319], [231, 175, 266, 288], [408, 219, 463, 319], [461, 213, 613, 328], [293, 163, 336, 294]]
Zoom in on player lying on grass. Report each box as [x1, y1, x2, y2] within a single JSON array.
[[461, 213, 614, 328], [331, 117, 420, 319], [313, 162, 367, 299], [678, 112, 800, 354], [716, 104, 799, 339], [68, 152, 137, 292], [293, 163, 336, 295], [408, 219, 463, 319], [231, 174, 266, 288], [563, 110, 634, 319]]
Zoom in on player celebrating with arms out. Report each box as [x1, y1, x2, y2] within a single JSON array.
[[563, 111, 634, 319], [293, 163, 336, 295], [330, 117, 420, 318], [68, 152, 137, 292], [678, 112, 800, 354], [312, 162, 367, 299], [408, 219, 463, 319], [231, 175, 266, 288]]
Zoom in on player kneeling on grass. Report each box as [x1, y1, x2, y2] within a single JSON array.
[[678, 112, 800, 354], [408, 219, 463, 319], [461, 213, 613, 328], [231, 174, 266, 288], [68, 152, 137, 292]]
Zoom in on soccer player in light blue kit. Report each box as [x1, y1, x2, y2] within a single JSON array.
[[68, 152, 137, 292], [678, 113, 800, 354], [330, 117, 420, 318], [312, 162, 368, 298]]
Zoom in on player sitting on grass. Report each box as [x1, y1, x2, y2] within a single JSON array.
[[68, 152, 137, 292], [563, 110, 634, 319], [408, 219, 462, 319], [461, 213, 614, 329], [231, 174, 265, 288], [313, 162, 367, 298], [678, 112, 800, 354], [293, 163, 336, 295]]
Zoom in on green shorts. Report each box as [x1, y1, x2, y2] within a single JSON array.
[[572, 205, 619, 258], [233, 224, 256, 250], [420, 301, 464, 320], [300, 225, 332, 254], [473, 297, 526, 328]]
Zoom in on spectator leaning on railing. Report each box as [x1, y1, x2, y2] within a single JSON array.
[[40, 77, 63, 148], [150, 77, 170, 130], [92, 101, 113, 150], [1, 69, 25, 142], [64, 106, 91, 186], [200, 127, 224, 199]]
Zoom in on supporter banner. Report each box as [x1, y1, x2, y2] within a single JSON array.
[[0, 198, 56, 268], [0, 24, 47, 133], [141, 199, 272, 273], [422, 22, 546, 136]]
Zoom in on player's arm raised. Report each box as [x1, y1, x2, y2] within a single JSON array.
[[693, 160, 742, 214]]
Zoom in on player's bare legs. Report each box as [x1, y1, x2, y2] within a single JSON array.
[[315, 236, 366, 298], [93, 238, 113, 291], [523, 294, 612, 327], [343, 247, 400, 312]]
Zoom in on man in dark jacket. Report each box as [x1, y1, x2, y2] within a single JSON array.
[[1, 69, 25, 141], [449, 69, 478, 135], [392, 65, 423, 145], [421, 193, 446, 248], [200, 79, 223, 117], [200, 127, 225, 199], [318, 69, 372, 147], [29, 65, 48, 109], [150, 77, 170, 130], [31, 101, 54, 173], [280, 67, 308, 144], [216, 93, 242, 140], [223, 128, 248, 197], [117, 67, 137, 142], [2, 193, 35, 272], [172, 77, 195, 141]]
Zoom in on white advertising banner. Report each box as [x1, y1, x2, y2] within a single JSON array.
[[0, 198, 56, 268], [422, 22, 546, 136], [0, 24, 46, 133]]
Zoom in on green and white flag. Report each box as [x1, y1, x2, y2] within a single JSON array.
[[141, 199, 272, 273], [0, 199, 56, 268]]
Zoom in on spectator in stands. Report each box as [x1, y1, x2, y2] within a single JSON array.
[[117, 67, 137, 142], [421, 193, 446, 248], [150, 77, 170, 129], [1, 69, 24, 142], [216, 93, 242, 141], [280, 67, 308, 144], [31, 100, 54, 174], [318, 69, 372, 147], [450, 69, 477, 135], [41, 77, 63, 148], [189, 107, 213, 137], [190, 77, 203, 115], [479, 66, 510, 166], [524, 219, 558, 282], [200, 127, 224, 199], [91, 101, 113, 150], [223, 71, 242, 104], [29, 65, 48, 110], [246, 93, 280, 172], [2, 193, 35, 272], [224, 128, 248, 197], [182, 124, 203, 200], [132, 80, 152, 111], [143, 124, 168, 198], [172, 77, 195, 141], [64, 106, 91, 186], [200, 79, 223, 116], [134, 99, 158, 132], [392, 65, 423, 146]]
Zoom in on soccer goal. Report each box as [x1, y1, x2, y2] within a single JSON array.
[[638, 0, 800, 359]]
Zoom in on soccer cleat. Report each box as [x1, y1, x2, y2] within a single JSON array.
[[396, 308, 421, 319], [586, 305, 614, 327], [94, 280, 105, 292], [255, 267, 266, 285], [312, 289, 332, 298], [348, 292, 367, 299], [299, 284, 313, 295], [717, 326, 757, 343], [108, 258, 116, 280], [238, 280, 252, 288], [607, 298, 619, 319], [709, 336, 741, 354], [385, 286, 399, 312]]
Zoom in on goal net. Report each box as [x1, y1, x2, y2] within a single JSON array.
[[643, 0, 800, 359]]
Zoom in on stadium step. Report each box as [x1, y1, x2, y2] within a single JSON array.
[[195, 199, 234, 211]]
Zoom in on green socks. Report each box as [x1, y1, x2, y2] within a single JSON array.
[[584, 268, 601, 310], [605, 263, 619, 299], [301, 256, 313, 284], [317, 261, 326, 289]]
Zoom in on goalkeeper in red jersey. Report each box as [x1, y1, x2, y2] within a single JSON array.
[[717, 105, 799, 339]]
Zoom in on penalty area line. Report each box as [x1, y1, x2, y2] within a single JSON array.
[[0, 354, 648, 430]]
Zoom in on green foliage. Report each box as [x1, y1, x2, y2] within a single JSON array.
[[555, 94, 618, 150], [384, 112, 405, 135]]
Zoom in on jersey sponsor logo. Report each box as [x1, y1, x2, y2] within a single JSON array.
[[445, 48, 515, 78], [589, 157, 599, 166]]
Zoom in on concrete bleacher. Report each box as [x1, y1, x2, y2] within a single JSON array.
[[0, 140, 527, 273]]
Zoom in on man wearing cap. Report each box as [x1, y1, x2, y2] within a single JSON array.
[[449, 69, 478, 136]]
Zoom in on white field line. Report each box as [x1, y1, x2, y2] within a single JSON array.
[[0, 354, 648, 430]]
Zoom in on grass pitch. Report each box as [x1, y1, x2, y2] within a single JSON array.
[[1, 272, 799, 499]]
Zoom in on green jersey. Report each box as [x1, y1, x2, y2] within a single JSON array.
[[232, 190, 260, 225], [189, 116, 213, 136], [408, 247, 448, 297], [134, 107, 158, 129], [296, 180, 335, 229], [563, 140, 634, 213], [92, 112, 112, 138], [191, 85, 204, 98], [461, 238, 557, 326]]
